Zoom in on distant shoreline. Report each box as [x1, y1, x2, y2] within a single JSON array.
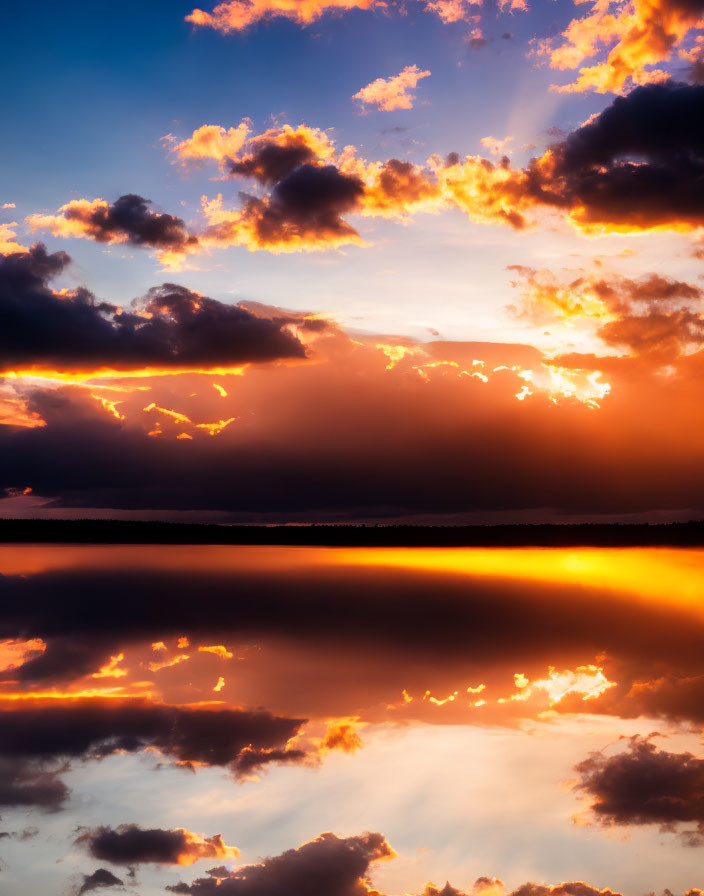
[[1, 518, 704, 546]]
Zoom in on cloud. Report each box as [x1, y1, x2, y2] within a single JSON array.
[[466, 28, 487, 49], [163, 831, 697, 896], [352, 65, 431, 112], [0, 700, 305, 773], [185, 0, 525, 33], [7, 255, 704, 526], [27, 195, 200, 269], [94, 83, 704, 263], [0, 222, 28, 255], [77, 869, 124, 895], [230, 746, 308, 778], [462, 82, 704, 234], [168, 123, 335, 180], [185, 0, 378, 32], [424, 0, 476, 23], [0, 757, 68, 810], [532, 82, 704, 233], [227, 124, 336, 182], [167, 123, 251, 170], [206, 83, 704, 250], [0, 245, 305, 374], [541, 0, 704, 93], [37, 84, 704, 267], [598, 308, 704, 361], [167, 830, 394, 894], [510, 885, 621, 896], [575, 737, 704, 841], [167, 122, 365, 253], [321, 718, 364, 753], [0, 319, 691, 519], [77, 824, 238, 866], [480, 136, 514, 157], [202, 164, 366, 253], [509, 265, 704, 363]]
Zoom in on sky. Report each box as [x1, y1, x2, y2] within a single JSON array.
[[3, 0, 704, 520]]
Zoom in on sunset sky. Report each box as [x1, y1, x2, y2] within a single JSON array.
[[3, 0, 704, 520]]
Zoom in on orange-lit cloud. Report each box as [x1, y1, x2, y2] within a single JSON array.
[[0, 638, 46, 673], [192, 121, 361, 252], [509, 265, 704, 365], [146, 653, 190, 672], [480, 135, 514, 157], [91, 653, 128, 680], [0, 390, 46, 428], [185, 0, 524, 34], [170, 122, 335, 174], [502, 665, 615, 706], [198, 644, 234, 658], [0, 221, 28, 255], [353, 65, 431, 112], [542, 0, 704, 93], [425, 0, 477, 23], [186, 0, 377, 32], [54, 84, 700, 265], [166, 122, 251, 169], [320, 717, 364, 752]]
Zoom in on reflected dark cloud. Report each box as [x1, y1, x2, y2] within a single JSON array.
[[0, 757, 68, 811], [0, 701, 304, 768], [167, 831, 393, 895], [77, 868, 124, 895], [77, 824, 237, 866], [575, 736, 704, 842]]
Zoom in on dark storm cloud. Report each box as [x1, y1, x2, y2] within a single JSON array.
[[238, 163, 365, 247], [37, 193, 198, 252], [77, 869, 124, 895], [230, 141, 320, 184], [0, 245, 305, 372], [575, 737, 704, 840], [532, 82, 704, 230], [167, 831, 393, 895], [0, 701, 304, 769], [77, 824, 236, 866]]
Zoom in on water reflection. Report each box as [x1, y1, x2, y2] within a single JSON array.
[[0, 546, 703, 895]]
